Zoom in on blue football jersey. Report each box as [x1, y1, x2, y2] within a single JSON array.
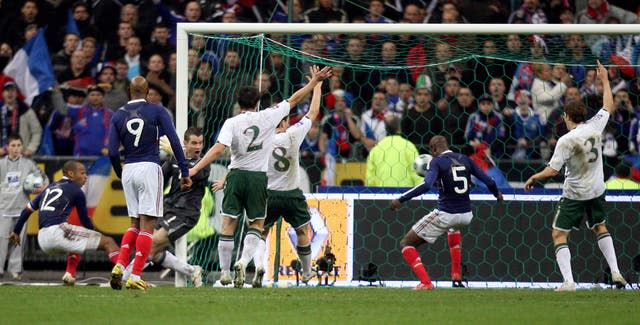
[[400, 150, 499, 213]]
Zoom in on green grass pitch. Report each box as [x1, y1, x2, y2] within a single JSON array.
[[1, 286, 638, 324]]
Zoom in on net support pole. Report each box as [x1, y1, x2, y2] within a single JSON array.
[[174, 25, 189, 288]]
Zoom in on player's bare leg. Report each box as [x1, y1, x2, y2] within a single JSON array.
[[234, 219, 264, 288], [218, 216, 238, 286], [593, 224, 627, 288], [295, 224, 313, 283], [552, 229, 576, 291], [111, 218, 140, 290], [126, 215, 155, 290], [400, 230, 434, 290]]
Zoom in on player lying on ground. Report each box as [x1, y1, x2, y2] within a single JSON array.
[[390, 135, 503, 290], [9, 160, 120, 286]]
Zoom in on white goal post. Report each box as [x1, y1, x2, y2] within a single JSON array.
[[173, 23, 639, 287]]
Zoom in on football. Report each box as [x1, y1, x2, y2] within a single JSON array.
[[413, 154, 433, 177], [23, 172, 44, 193]]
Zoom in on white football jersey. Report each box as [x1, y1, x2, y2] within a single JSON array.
[[548, 109, 609, 200], [268, 116, 312, 191], [217, 101, 290, 172]]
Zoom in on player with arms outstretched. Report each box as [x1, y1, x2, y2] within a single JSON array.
[[390, 135, 503, 290], [108, 76, 191, 290], [9, 160, 120, 285], [524, 60, 627, 291], [190, 66, 332, 288]]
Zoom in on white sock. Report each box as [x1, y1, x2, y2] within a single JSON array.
[[555, 244, 574, 283], [253, 238, 266, 270], [597, 233, 620, 274], [161, 251, 195, 276], [297, 244, 312, 275], [238, 230, 260, 266], [218, 235, 235, 272], [123, 260, 151, 281]]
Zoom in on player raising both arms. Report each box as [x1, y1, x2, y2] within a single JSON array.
[[189, 65, 332, 288], [524, 60, 627, 291], [9, 160, 120, 286], [390, 135, 503, 290], [108, 76, 191, 290], [212, 75, 325, 287]]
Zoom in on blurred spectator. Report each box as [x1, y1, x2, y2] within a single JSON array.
[[4, 0, 41, 49], [254, 71, 277, 110], [145, 54, 175, 110], [104, 22, 134, 61], [575, 0, 637, 24], [629, 105, 640, 155], [395, 83, 414, 114], [58, 49, 91, 85], [465, 94, 506, 157], [340, 37, 373, 114], [605, 162, 640, 189], [373, 41, 410, 86], [70, 85, 110, 156], [610, 89, 636, 154], [403, 3, 424, 24], [188, 87, 207, 130], [0, 43, 13, 71], [114, 59, 130, 92], [512, 90, 544, 160], [564, 34, 590, 85], [96, 64, 128, 111], [300, 119, 324, 190], [579, 68, 597, 96], [508, 0, 547, 24], [141, 23, 172, 64], [71, 1, 99, 40], [155, 0, 204, 45], [304, 0, 348, 23], [530, 63, 570, 124], [265, 52, 302, 101], [365, 0, 393, 24], [360, 91, 396, 152], [53, 33, 80, 79], [208, 47, 252, 122], [366, 115, 422, 187], [401, 87, 438, 154], [0, 82, 42, 157], [82, 37, 99, 76], [124, 36, 142, 80], [46, 86, 85, 156], [319, 94, 362, 186]]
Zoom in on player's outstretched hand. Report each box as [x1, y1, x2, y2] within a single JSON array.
[[310, 65, 332, 83], [390, 199, 402, 211], [523, 177, 535, 192], [180, 177, 192, 189], [495, 191, 504, 202], [211, 179, 225, 192], [595, 60, 608, 83], [8, 232, 20, 246]]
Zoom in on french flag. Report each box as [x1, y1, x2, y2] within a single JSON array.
[[67, 157, 112, 226], [2, 28, 55, 106]]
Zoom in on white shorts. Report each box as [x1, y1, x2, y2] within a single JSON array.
[[37, 223, 101, 254], [122, 162, 164, 218], [412, 209, 473, 244]]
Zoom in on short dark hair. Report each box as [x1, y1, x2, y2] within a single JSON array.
[[236, 86, 260, 110], [184, 127, 203, 140], [563, 100, 587, 124], [63, 160, 82, 175], [384, 115, 400, 135], [8, 134, 22, 143]]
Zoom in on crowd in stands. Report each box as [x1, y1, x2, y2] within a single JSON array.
[[1, 0, 640, 188]]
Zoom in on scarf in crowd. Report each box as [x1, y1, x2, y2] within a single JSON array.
[[586, 1, 609, 21], [0, 103, 19, 147]]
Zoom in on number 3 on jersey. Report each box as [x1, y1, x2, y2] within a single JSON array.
[[126, 118, 145, 147], [451, 166, 468, 194]]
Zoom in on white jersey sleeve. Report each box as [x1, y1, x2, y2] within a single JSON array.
[[259, 100, 291, 127], [287, 116, 312, 148], [216, 119, 234, 147], [585, 109, 610, 133]]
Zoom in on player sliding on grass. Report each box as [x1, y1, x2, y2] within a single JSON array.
[[390, 135, 503, 290], [9, 160, 120, 286], [524, 60, 627, 291]]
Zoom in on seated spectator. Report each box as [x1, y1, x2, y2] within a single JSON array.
[[531, 63, 570, 124], [395, 83, 414, 115], [53, 33, 81, 80], [512, 90, 544, 160], [113, 59, 129, 92], [365, 0, 393, 24], [141, 23, 172, 63], [0, 82, 42, 157], [575, 0, 637, 24], [303, 0, 348, 23], [580, 69, 597, 97], [145, 54, 175, 109], [366, 115, 422, 187], [605, 162, 640, 190], [464, 94, 505, 157], [124, 36, 142, 80], [96, 64, 128, 111], [71, 1, 100, 40], [508, 0, 547, 24], [70, 85, 111, 156], [104, 22, 133, 61], [58, 49, 92, 85], [188, 87, 207, 130], [360, 91, 396, 152], [401, 87, 438, 154], [319, 94, 362, 186]]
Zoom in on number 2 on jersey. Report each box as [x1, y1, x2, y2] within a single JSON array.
[[41, 188, 63, 212], [244, 126, 263, 152], [451, 166, 468, 194], [126, 118, 145, 147]]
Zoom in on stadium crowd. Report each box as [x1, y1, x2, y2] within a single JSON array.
[[1, 0, 640, 187]]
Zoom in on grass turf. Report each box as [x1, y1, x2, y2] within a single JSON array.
[[1, 286, 638, 324]]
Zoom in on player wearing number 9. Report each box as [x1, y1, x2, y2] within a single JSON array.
[[107, 76, 192, 290], [390, 135, 503, 290]]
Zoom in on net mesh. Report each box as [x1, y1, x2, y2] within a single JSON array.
[[184, 30, 640, 286]]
